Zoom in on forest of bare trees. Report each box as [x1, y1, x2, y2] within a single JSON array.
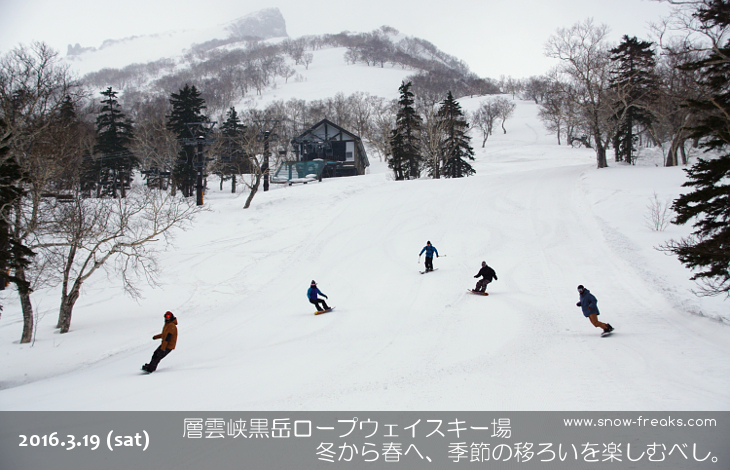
[[0, 43, 204, 342], [525, 2, 728, 170]]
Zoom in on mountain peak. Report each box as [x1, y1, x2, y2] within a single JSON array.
[[226, 7, 287, 40]]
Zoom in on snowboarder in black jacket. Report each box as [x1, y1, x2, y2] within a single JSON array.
[[473, 261, 497, 293]]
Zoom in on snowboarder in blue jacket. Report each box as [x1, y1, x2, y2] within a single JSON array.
[[576, 285, 614, 334], [308, 280, 330, 312], [419, 241, 439, 272]]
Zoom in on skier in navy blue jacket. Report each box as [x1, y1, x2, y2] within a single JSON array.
[[308, 280, 330, 312], [576, 285, 614, 334], [419, 241, 439, 272]]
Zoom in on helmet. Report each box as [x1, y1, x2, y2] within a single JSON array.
[[577, 285, 585, 292], [481, 261, 486, 267], [311, 280, 317, 287], [164, 311, 174, 320]]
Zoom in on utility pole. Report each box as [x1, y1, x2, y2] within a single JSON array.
[[182, 122, 216, 206], [196, 136, 205, 205], [263, 130, 270, 192]]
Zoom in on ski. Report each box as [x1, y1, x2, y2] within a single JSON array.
[[419, 268, 439, 274]]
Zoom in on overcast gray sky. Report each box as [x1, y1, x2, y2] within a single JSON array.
[[0, 0, 672, 78]]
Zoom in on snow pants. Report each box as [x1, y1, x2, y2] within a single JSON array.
[[310, 298, 329, 311], [588, 313, 608, 330], [424, 256, 434, 271], [475, 278, 491, 292], [146, 346, 172, 372]]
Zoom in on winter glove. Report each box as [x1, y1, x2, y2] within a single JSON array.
[[576, 302, 581, 307], [494, 275, 498, 280], [474, 275, 479, 278]]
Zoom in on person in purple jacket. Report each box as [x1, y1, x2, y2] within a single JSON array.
[[307, 280, 330, 312]]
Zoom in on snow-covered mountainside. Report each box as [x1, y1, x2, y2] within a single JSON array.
[[64, 8, 488, 118], [65, 7, 289, 75], [65, 8, 287, 75]]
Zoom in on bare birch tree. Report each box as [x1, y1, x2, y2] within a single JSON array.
[[494, 97, 517, 134], [0, 42, 86, 342], [366, 97, 397, 162], [418, 98, 447, 178], [43, 185, 204, 333], [471, 99, 499, 147], [545, 18, 613, 168]]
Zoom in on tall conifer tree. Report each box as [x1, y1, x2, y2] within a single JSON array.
[[438, 91, 475, 178], [56, 95, 96, 195], [0, 121, 34, 302], [664, 0, 730, 296], [218, 107, 247, 192], [609, 36, 658, 164], [93, 87, 136, 197], [389, 81, 423, 180], [167, 84, 207, 197]]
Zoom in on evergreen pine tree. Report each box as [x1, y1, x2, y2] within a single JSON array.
[[609, 36, 658, 164], [167, 84, 208, 197], [0, 120, 34, 300], [56, 95, 96, 195], [93, 87, 136, 197], [218, 107, 247, 192], [438, 91, 475, 178], [664, 0, 730, 296], [388, 81, 423, 180], [221, 107, 243, 136]]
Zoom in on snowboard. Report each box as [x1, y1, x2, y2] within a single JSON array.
[[419, 268, 439, 274], [467, 289, 489, 296], [314, 306, 335, 315]]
